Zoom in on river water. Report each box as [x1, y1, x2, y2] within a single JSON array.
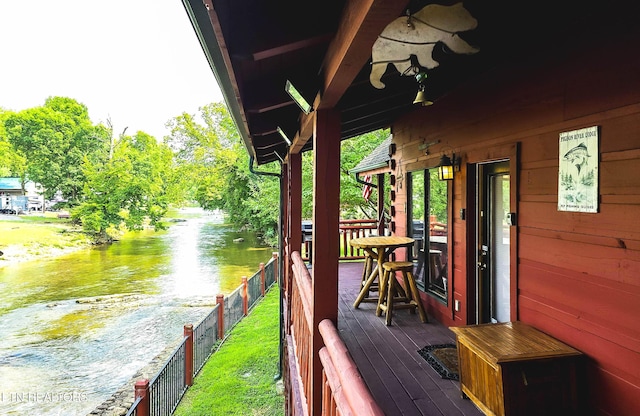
[[0, 208, 273, 415]]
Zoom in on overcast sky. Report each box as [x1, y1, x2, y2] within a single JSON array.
[[0, 0, 223, 140]]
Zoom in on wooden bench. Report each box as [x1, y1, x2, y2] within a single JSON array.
[[450, 321, 584, 416]]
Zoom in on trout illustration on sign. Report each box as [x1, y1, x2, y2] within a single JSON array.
[[563, 143, 591, 176]]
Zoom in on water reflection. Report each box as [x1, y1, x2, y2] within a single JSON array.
[[0, 209, 272, 415]]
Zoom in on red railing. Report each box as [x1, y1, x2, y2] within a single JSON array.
[[301, 219, 377, 261], [288, 251, 314, 415], [318, 319, 384, 416], [286, 250, 382, 416]]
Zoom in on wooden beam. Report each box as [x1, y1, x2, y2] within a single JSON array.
[[311, 109, 341, 415], [252, 33, 333, 61], [290, 0, 406, 154], [320, 0, 408, 108]]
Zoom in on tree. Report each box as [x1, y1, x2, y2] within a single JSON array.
[[300, 129, 389, 219], [165, 103, 281, 240], [0, 109, 27, 179], [4, 97, 110, 202], [75, 131, 176, 242]]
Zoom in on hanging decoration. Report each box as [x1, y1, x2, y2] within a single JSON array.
[[369, 3, 479, 95]]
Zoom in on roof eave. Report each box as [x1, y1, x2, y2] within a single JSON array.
[[181, 0, 255, 160]]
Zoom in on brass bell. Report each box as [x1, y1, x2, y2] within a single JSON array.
[[413, 89, 433, 106]]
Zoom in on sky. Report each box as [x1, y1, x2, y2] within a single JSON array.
[[0, 0, 223, 140]]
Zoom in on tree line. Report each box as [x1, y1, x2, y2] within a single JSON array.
[[0, 97, 388, 245]]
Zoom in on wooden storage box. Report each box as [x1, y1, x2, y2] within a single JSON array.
[[450, 322, 583, 416]]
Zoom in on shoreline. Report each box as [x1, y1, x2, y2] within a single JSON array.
[[0, 243, 92, 269]]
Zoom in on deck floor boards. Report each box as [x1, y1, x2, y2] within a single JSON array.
[[337, 261, 483, 416]]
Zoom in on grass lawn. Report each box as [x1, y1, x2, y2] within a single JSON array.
[[174, 285, 284, 416], [0, 214, 90, 264]]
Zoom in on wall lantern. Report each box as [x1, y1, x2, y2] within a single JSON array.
[[437, 153, 460, 181]]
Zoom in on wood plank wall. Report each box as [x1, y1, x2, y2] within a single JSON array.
[[389, 29, 640, 415]]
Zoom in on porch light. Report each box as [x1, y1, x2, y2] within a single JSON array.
[[437, 153, 459, 181], [277, 126, 292, 146], [285, 80, 313, 114]]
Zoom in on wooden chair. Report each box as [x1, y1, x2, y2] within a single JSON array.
[[376, 261, 428, 326]]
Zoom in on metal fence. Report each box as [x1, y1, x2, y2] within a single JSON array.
[[193, 305, 219, 375], [126, 253, 278, 416], [149, 339, 188, 416]]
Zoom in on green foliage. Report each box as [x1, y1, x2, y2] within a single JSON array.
[[338, 129, 389, 219], [3, 97, 110, 201], [74, 131, 175, 241], [165, 103, 281, 242], [0, 108, 27, 178]]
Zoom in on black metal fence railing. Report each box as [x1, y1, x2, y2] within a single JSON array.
[[125, 397, 142, 416], [193, 306, 219, 375], [247, 268, 262, 310], [224, 285, 244, 335], [149, 338, 188, 416], [126, 253, 278, 416]]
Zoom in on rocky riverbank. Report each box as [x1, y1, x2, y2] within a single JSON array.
[[88, 341, 183, 416]]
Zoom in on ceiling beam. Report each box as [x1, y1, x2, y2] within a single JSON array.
[[289, 0, 408, 154], [320, 0, 408, 108], [252, 33, 333, 61]]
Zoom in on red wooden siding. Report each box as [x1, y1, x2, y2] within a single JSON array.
[[390, 30, 640, 415]]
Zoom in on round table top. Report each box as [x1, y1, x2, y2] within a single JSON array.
[[349, 236, 414, 249]]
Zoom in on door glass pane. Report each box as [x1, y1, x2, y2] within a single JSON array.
[[491, 174, 510, 322]]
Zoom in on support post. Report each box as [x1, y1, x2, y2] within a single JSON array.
[[260, 262, 266, 296], [242, 276, 249, 316], [273, 252, 279, 285], [311, 108, 341, 415], [376, 173, 386, 236], [216, 294, 224, 340], [184, 324, 194, 386], [134, 379, 150, 416]]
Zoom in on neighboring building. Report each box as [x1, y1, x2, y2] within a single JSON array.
[[0, 177, 44, 212], [0, 177, 24, 197]]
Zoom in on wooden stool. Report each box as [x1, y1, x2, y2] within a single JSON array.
[[359, 250, 378, 299], [376, 261, 428, 326]]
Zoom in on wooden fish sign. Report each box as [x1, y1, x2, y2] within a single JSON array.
[[370, 3, 479, 89]]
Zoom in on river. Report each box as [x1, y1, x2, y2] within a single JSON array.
[[0, 208, 273, 415]]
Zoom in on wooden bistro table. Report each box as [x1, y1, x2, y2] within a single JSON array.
[[350, 236, 414, 308], [450, 321, 584, 416]]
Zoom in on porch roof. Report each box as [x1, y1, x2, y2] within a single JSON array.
[[351, 135, 392, 175], [181, 0, 606, 166]]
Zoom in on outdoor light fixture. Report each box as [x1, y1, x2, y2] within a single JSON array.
[[412, 71, 433, 106], [437, 153, 460, 181], [277, 126, 292, 146], [285, 80, 313, 114]]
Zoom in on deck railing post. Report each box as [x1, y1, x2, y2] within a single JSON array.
[[260, 262, 266, 296], [242, 276, 249, 316], [134, 379, 150, 416], [273, 252, 279, 284], [216, 294, 225, 339], [184, 324, 194, 386]]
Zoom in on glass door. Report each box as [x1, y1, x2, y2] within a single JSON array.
[[477, 161, 510, 323]]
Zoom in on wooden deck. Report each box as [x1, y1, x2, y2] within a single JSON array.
[[337, 261, 483, 416]]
